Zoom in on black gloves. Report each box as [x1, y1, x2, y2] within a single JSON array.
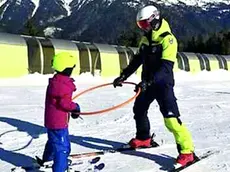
[[71, 112, 79, 119], [113, 75, 153, 93], [71, 103, 81, 119], [135, 80, 153, 92], [113, 75, 126, 88]]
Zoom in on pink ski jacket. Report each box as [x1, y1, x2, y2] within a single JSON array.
[[44, 74, 77, 129]]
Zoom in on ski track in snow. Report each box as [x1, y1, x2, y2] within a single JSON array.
[[0, 71, 230, 171]]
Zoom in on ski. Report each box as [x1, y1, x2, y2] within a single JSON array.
[[70, 140, 160, 159], [170, 150, 219, 172], [94, 163, 105, 171], [11, 156, 101, 172], [11, 134, 159, 171], [74, 162, 105, 172]]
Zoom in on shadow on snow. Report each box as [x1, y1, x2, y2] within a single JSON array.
[[0, 117, 174, 170]]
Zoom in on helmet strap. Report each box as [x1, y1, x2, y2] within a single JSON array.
[[57, 67, 74, 76], [150, 17, 162, 31]]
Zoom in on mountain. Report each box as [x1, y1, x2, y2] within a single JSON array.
[[0, 0, 229, 44]]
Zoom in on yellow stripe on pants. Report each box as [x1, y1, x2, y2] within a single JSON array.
[[164, 118, 194, 154]]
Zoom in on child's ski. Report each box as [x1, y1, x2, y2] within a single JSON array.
[[74, 162, 105, 172], [11, 156, 101, 172]]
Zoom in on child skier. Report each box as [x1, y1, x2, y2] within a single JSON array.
[[40, 52, 81, 172]]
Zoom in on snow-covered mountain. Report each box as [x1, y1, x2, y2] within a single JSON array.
[[0, 0, 229, 43], [156, 0, 230, 6]]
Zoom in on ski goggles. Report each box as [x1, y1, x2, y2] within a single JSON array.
[[137, 19, 151, 30]]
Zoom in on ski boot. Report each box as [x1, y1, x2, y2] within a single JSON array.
[[128, 133, 159, 148], [174, 153, 196, 168]]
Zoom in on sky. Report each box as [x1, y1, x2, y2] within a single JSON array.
[[0, 70, 230, 172]]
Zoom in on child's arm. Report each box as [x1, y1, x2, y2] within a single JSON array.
[[58, 94, 77, 111], [71, 103, 81, 119]]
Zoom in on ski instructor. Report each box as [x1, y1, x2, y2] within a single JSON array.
[[113, 5, 196, 168]]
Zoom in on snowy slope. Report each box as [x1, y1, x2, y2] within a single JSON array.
[[0, 70, 230, 172]]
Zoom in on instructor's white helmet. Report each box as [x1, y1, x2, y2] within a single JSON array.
[[136, 5, 160, 31]]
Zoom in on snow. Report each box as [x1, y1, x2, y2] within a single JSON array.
[[15, 0, 22, 6], [1, 70, 230, 172], [0, 2, 9, 20], [220, 9, 230, 13], [47, 15, 65, 22], [63, 0, 74, 4], [61, 0, 73, 16], [44, 27, 62, 37], [0, 0, 7, 7], [30, 0, 40, 17]]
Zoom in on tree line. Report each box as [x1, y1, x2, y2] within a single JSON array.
[[22, 20, 230, 55], [117, 28, 230, 55], [181, 31, 230, 55]]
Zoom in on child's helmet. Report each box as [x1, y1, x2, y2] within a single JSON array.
[[52, 52, 76, 72]]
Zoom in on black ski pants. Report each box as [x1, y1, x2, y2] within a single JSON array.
[[133, 83, 180, 140]]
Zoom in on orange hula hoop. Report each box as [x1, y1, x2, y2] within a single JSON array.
[[72, 82, 141, 115]]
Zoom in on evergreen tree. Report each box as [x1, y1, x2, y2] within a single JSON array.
[[116, 22, 142, 47], [183, 30, 230, 55], [221, 32, 230, 55], [196, 34, 205, 53], [21, 19, 44, 37]]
